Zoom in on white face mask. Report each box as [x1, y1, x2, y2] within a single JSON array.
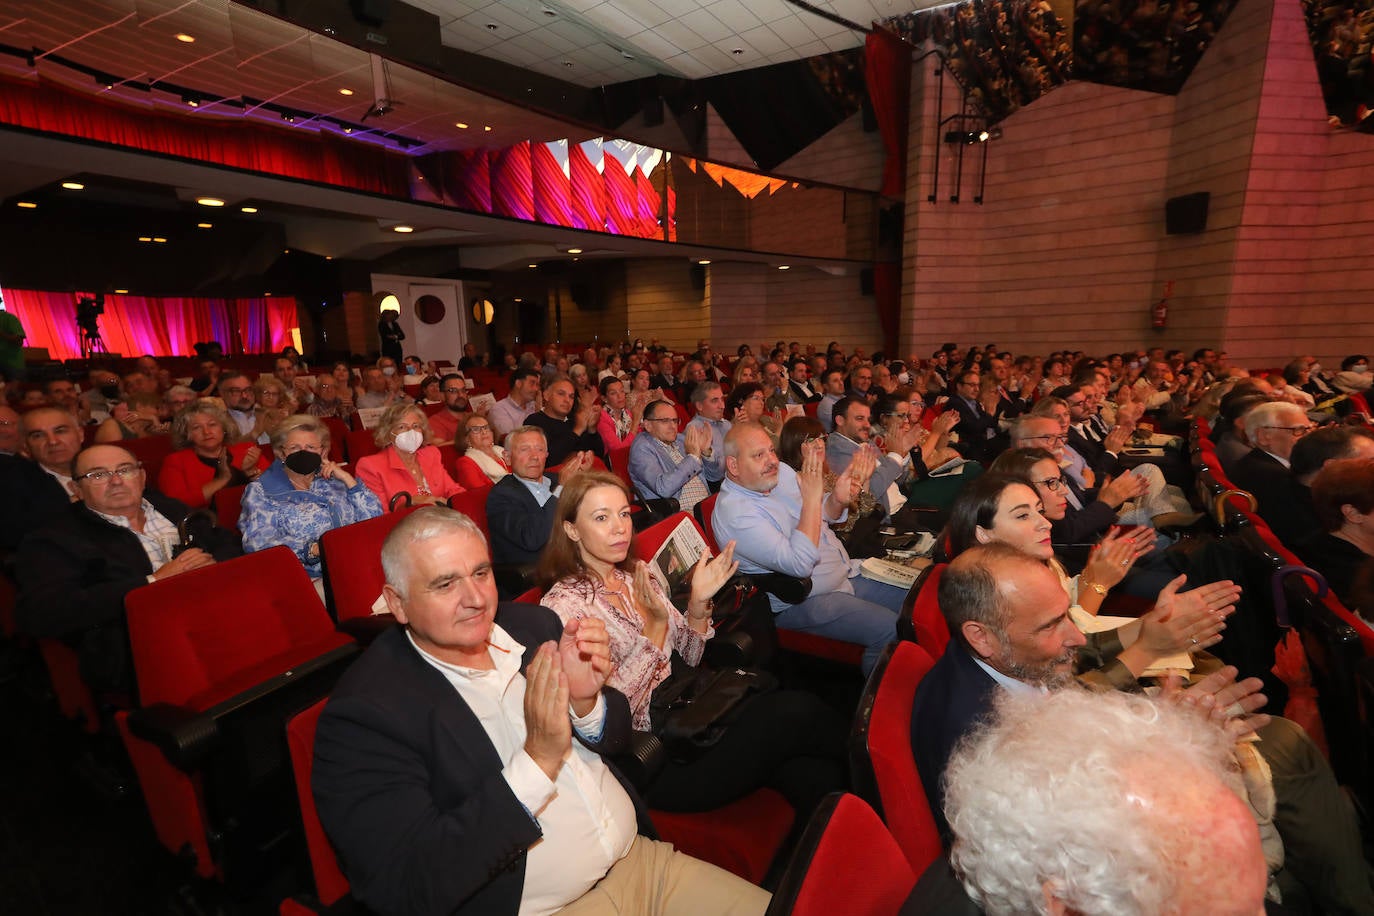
[[382, 366, 397, 377], [1357, 364, 1370, 374], [394, 429, 423, 453]]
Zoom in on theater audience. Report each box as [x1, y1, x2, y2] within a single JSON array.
[[526, 373, 605, 466], [354, 366, 398, 411], [596, 376, 643, 454], [16, 444, 241, 694], [1230, 401, 1316, 544], [488, 367, 541, 440], [1333, 354, 1371, 395], [948, 370, 1001, 463], [426, 373, 473, 445], [159, 403, 262, 509], [161, 385, 198, 419], [537, 472, 847, 815], [486, 426, 592, 568], [218, 371, 258, 437], [356, 403, 464, 509], [826, 395, 920, 518], [238, 415, 381, 589], [305, 375, 354, 421], [251, 375, 293, 440], [815, 368, 846, 431], [0, 408, 83, 549], [452, 414, 509, 489], [311, 507, 770, 916], [43, 378, 87, 424], [627, 399, 711, 512], [0, 404, 19, 454]]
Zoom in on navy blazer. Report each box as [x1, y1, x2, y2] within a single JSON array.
[[312, 606, 646, 916], [0, 453, 72, 551], [1231, 449, 1319, 548], [485, 474, 557, 566], [909, 639, 999, 842]]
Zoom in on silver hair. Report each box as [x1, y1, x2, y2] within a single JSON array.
[[1010, 414, 1057, 445], [1242, 400, 1305, 443], [505, 425, 546, 447], [945, 688, 1241, 916], [269, 413, 330, 453], [373, 402, 433, 448], [163, 384, 196, 403], [381, 506, 487, 600]]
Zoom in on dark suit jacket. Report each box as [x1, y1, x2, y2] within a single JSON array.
[[1051, 497, 1116, 547], [949, 396, 1000, 462], [789, 380, 821, 403], [909, 639, 998, 842], [15, 494, 242, 692], [526, 411, 606, 466], [1231, 449, 1319, 548], [311, 608, 644, 916], [0, 454, 72, 551], [649, 372, 678, 393], [486, 474, 557, 565]]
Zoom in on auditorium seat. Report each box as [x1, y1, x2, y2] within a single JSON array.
[[766, 793, 916, 916], [344, 429, 378, 464], [37, 637, 101, 734], [849, 641, 943, 875], [281, 698, 351, 913], [319, 417, 348, 463], [212, 484, 247, 531], [607, 444, 633, 489], [695, 492, 721, 552], [447, 488, 489, 537], [897, 563, 948, 655], [123, 434, 174, 486], [318, 507, 419, 624], [115, 546, 358, 881]]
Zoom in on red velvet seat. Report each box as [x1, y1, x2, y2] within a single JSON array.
[[766, 793, 916, 916], [115, 546, 357, 880], [849, 641, 943, 875], [344, 428, 378, 465], [212, 483, 247, 531], [607, 443, 633, 489], [283, 698, 351, 912], [448, 487, 489, 537], [695, 492, 721, 552], [124, 434, 174, 485], [902, 563, 949, 656], [38, 637, 101, 734], [318, 507, 419, 623], [319, 417, 348, 463]]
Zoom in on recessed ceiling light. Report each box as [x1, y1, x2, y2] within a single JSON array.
[[484, 125, 492, 132], [114, 289, 129, 294], [15, 201, 36, 209], [138, 236, 152, 242], [241, 206, 258, 213], [732, 48, 744, 55], [455, 121, 468, 129], [184, 95, 199, 107], [196, 197, 225, 207], [325, 256, 332, 260], [527, 263, 537, 268], [698, 259, 711, 265], [197, 222, 212, 228], [61, 181, 84, 190], [777, 264, 790, 270], [338, 87, 354, 96], [566, 248, 582, 254], [514, 297, 523, 302], [152, 237, 167, 243], [562, 60, 574, 68], [342, 126, 353, 134], [542, 7, 557, 16], [175, 33, 196, 43], [621, 51, 635, 60], [485, 22, 498, 30], [393, 225, 414, 233]]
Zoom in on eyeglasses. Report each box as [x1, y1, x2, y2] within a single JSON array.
[[442, 387, 466, 394], [645, 416, 678, 424], [1033, 476, 1065, 492], [1026, 434, 1068, 445], [281, 444, 325, 456], [76, 462, 143, 483], [1264, 425, 1315, 437], [221, 386, 251, 395], [467, 424, 491, 433]]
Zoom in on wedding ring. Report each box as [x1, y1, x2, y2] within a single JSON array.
[[1189, 637, 1199, 646]]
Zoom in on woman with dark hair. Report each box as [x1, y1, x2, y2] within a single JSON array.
[[777, 415, 878, 552], [725, 381, 766, 424], [1302, 457, 1374, 607], [595, 376, 642, 453], [537, 470, 848, 814]]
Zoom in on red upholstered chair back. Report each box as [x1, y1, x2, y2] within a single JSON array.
[[860, 642, 943, 875], [514, 586, 543, 604], [770, 794, 916, 916], [448, 487, 489, 537], [909, 564, 950, 656], [320, 417, 349, 463], [125, 546, 347, 710], [319, 507, 419, 622], [345, 429, 379, 464], [695, 492, 720, 553], [213, 484, 247, 531], [125, 435, 175, 485], [286, 699, 351, 907], [632, 512, 708, 565], [608, 444, 633, 489]]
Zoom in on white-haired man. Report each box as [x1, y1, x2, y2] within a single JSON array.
[[311, 507, 769, 916], [1231, 401, 1316, 541]]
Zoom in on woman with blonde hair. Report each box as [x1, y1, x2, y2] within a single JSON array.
[[251, 374, 293, 441], [159, 402, 262, 508], [355, 402, 465, 508]]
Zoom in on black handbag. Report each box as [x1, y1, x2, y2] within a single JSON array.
[[648, 654, 777, 761]]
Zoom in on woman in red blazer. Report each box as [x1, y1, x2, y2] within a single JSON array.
[[158, 404, 262, 509], [356, 403, 464, 509], [451, 413, 507, 491]]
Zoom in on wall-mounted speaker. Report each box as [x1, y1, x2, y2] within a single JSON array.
[[1165, 191, 1209, 235], [689, 264, 706, 295]]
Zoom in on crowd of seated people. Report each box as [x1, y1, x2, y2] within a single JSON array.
[[4, 335, 1374, 914]]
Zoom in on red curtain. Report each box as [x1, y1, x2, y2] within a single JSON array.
[[864, 30, 913, 200], [1, 288, 297, 360]]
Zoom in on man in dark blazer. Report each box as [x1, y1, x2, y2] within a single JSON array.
[[1231, 401, 1318, 547], [1, 406, 85, 549], [311, 508, 769, 916], [910, 544, 1374, 913], [485, 426, 593, 571], [947, 370, 1001, 463], [16, 444, 241, 693]]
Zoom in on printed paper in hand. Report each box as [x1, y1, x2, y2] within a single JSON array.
[[649, 516, 710, 597], [468, 392, 497, 414], [355, 407, 386, 430]]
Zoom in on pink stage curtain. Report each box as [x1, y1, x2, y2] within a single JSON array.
[[865, 30, 912, 200], [569, 142, 607, 231], [1, 288, 297, 360], [491, 143, 535, 221]]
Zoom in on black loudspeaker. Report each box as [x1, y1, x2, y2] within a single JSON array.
[[859, 267, 874, 295], [689, 264, 706, 294], [1165, 192, 1209, 235]]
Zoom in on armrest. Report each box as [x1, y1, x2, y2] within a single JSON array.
[[703, 629, 755, 669], [753, 573, 812, 605], [337, 614, 397, 645], [126, 703, 219, 771], [614, 731, 667, 791]]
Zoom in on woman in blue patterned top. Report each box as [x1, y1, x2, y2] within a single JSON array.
[[239, 414, 382, 594]]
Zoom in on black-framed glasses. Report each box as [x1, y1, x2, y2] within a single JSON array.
[[1026, 434, 1068, 445], [1033, 476, 1065, 492], [1264, 425, 1315, 437], [76, 462, 143, 484], [645, 416, 678, 424]]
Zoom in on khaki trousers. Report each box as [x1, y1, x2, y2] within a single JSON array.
[[557, 836, 771, 916]]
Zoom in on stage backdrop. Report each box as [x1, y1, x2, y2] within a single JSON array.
[[0, 288, 298, 360]]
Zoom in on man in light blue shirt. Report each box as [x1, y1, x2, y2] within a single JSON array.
[[816, 368, 847, 432], [684, 381, 730, 487], [711, 422, 901, 674]]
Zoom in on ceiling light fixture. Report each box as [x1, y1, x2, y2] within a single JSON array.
[[15, 201, 36, 209], [342, 125, 354, 133], [562, 60, 574, 68], [183, 94, 200, 107], [777, 264, 790, 270], [393, 225, 414, 233], [455, 121, 468, 129], [566, 248, 582, 254], [241, 206, 258, 213], [138, 236, 152, 242], [114, 289, 129, 294], [175, 33, 196, 43], [197, 222, 212, 228], [281, 112, 296, 123], [697, 259, 711, 265], [338, 87, 354, 96], [484, 125, 492, 132], [196, 197, 225, 207], [152, 237, 167, 243], [61, 181, 84, 190], [528, 263, 538, 268], [732, 48, 744, 55], [486, 22, 498, 30]]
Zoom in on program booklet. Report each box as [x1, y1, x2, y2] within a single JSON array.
[[648, 515, 710, 598], [468, 392, 497, 414]]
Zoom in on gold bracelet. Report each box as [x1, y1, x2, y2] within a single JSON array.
[[1081, 579, 1108, 597]]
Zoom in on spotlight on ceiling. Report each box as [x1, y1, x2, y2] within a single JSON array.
[[393, 225, 414, 233], [61, 181, 85, 190], [196, 197, 225, 207]]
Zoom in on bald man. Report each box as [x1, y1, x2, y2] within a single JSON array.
[[16, 444, 241, 693]]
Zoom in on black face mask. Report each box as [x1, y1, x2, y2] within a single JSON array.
[[283, 450, 323, 476], [99, 383, 121, 399]]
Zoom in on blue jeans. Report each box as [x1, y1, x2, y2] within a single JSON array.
[[776, 575, 903, 675]]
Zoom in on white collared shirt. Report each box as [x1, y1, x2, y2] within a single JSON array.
[[39, 463, 75, 501], [92, 498, 180, 574], [1262, 449, 1292, 469], [407, 626, 637, 916]]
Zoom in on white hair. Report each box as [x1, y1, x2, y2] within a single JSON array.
[[380, 506, 487, 599], [945, 688, 1240, 916], [1242, 400, 1304, 443]]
